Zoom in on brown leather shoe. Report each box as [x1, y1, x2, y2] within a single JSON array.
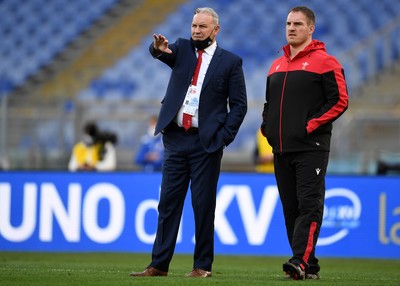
[[129, 267, 167, 277], [186, 268, 212, 277]]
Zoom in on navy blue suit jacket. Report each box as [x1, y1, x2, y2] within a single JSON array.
[[150, 38, 247, 153]]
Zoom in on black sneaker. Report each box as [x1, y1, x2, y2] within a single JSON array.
[[283, 262, 305, 280], [307, 265, 320, 279], [306, 272, 320, 279]]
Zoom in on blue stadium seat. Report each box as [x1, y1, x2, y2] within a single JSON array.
[[0, 0, 119, 89]]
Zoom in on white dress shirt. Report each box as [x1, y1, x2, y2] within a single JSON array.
[[176, 41, 217, 128]]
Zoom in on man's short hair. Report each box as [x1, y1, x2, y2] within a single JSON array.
[[84, 122, 99, 138], [194, 7, 219, 25], [290, 6, 315, 25]]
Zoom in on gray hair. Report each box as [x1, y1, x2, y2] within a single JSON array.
[[194, 7, 219, 25]]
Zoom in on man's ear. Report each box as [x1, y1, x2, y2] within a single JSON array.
[[214, 25, 221, 35], [309, 25, 315, 35]]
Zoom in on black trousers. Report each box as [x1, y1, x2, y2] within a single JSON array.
[[274, 151, 329, 272]]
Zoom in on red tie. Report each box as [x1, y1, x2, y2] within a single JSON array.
[[183, 50, 204, 130]]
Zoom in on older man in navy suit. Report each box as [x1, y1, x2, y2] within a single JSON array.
[[130, 7, 247, 278]]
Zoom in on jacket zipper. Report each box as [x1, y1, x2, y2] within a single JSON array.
[[279, 69, 289, 155]]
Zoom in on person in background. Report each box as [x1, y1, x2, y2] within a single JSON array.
[[260, 6, 348, 280], [68, 122, 117, 171], [130, 7, 247, 278], [135, 116, 164, 172], [96, 130, 117, 171], [254, 128, 274, 173]]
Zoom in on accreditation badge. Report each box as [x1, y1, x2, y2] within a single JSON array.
[[183, 85, 200, 116]]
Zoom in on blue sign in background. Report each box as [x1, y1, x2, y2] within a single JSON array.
[[0, 172, 399, 259]]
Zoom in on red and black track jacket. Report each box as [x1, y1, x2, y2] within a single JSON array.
[[261, 40, 348, 154]]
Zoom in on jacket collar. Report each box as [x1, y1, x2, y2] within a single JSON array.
[[283, 39, 326, 60], [201, 45, 222, 91]]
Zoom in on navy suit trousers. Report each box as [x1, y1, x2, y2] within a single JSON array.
[[149, 124, 223, 272]]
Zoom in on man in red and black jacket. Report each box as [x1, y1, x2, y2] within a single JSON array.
[[260, 6, 348, 280]]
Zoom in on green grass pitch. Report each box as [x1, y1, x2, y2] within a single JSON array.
[[0, 252, 399, 285]]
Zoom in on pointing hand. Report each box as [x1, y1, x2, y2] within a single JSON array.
[[153, 34, 173, 54]]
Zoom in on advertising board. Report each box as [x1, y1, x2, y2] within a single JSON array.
[[0, 172, 399, 258]]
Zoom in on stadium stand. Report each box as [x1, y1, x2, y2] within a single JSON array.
[[76, 0, 400, 101], [0, 0, 119, 89], [1, 0, 400, 172]]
